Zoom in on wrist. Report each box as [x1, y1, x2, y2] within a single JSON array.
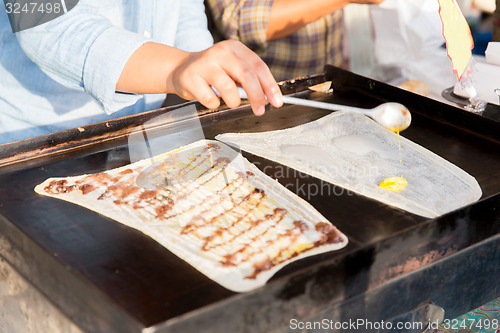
[[164, 49, 191, 95]]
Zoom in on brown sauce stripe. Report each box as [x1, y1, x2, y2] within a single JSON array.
[[223, 208, 295, 268], [160, 169, 249, 221], [199, 189, 267, 250], [181, 187, 265, 236]]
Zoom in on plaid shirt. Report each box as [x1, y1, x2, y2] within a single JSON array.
[[206, 0, 344, 81]]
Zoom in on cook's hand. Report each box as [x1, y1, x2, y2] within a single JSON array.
[[167, 40, 283, 116], [117, 41, 283, 116]]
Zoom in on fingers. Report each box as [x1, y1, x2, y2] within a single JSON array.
[[180, 58, 242, 111], [169, 40, 282, 116], [187, 76, 222, 110], [209, 74, 241, 109], [219, 41, 283, 115]]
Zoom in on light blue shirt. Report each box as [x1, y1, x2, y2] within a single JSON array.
[[0, 0, 213, 144]]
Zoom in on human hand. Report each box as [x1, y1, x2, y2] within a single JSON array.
[[167, 40, 283, 116]]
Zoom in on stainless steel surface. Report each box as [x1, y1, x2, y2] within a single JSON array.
[[281, 96, 411, 131]]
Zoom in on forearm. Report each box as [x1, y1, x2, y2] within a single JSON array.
[[15, 6, 151, 114], [266, 0, 350, 40], [116, 42, 188, 94], [117, 40, 283, 117]]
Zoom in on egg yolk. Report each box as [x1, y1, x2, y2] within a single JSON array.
[[379, 176, 408, 191]]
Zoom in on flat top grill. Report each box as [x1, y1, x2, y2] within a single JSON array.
[[0, 66, 499, 332]]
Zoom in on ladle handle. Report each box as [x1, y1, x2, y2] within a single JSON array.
[[282, 96, 374, 116], [230, 87, 374, 116]]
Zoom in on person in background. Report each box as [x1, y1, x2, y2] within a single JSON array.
[[496, 1, 500, 41], [491, 0, 499, 40], [0, 1, 282, 144], [205, 0, 384, 82]]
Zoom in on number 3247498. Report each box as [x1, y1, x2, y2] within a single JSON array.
[[5, 2, 62, 14], [441, 318, 499, 330]]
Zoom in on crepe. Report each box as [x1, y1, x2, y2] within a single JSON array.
[[216, 111, 482, 218], [35, 140, 347, 292], [398, 80, 430, 97]]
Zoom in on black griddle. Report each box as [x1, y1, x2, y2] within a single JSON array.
[[0, 66, 499, 333]]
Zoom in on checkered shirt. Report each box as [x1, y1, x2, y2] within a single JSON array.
[[206, 0, 344, 81]]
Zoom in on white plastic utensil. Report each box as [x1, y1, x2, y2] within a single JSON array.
[[217, 87, 412, 132]]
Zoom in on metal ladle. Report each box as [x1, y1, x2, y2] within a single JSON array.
[[227, 87, 412, 132], [281, 96, 412, 132]]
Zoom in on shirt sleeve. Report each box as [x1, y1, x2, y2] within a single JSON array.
[[176, 0, 214, 52], [206, 0, 273, 50], [15, 5, 150, 115]]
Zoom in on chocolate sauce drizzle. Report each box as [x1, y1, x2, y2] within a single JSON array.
[[43, 143, 342, 279]]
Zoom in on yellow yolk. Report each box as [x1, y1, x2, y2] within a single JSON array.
[[379, 177, 408, 191], [378, 128, 407, 191]]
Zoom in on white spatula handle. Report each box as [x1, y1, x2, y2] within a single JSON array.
[[217, 87, 375, 117], [281, 96, 374, 116]]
